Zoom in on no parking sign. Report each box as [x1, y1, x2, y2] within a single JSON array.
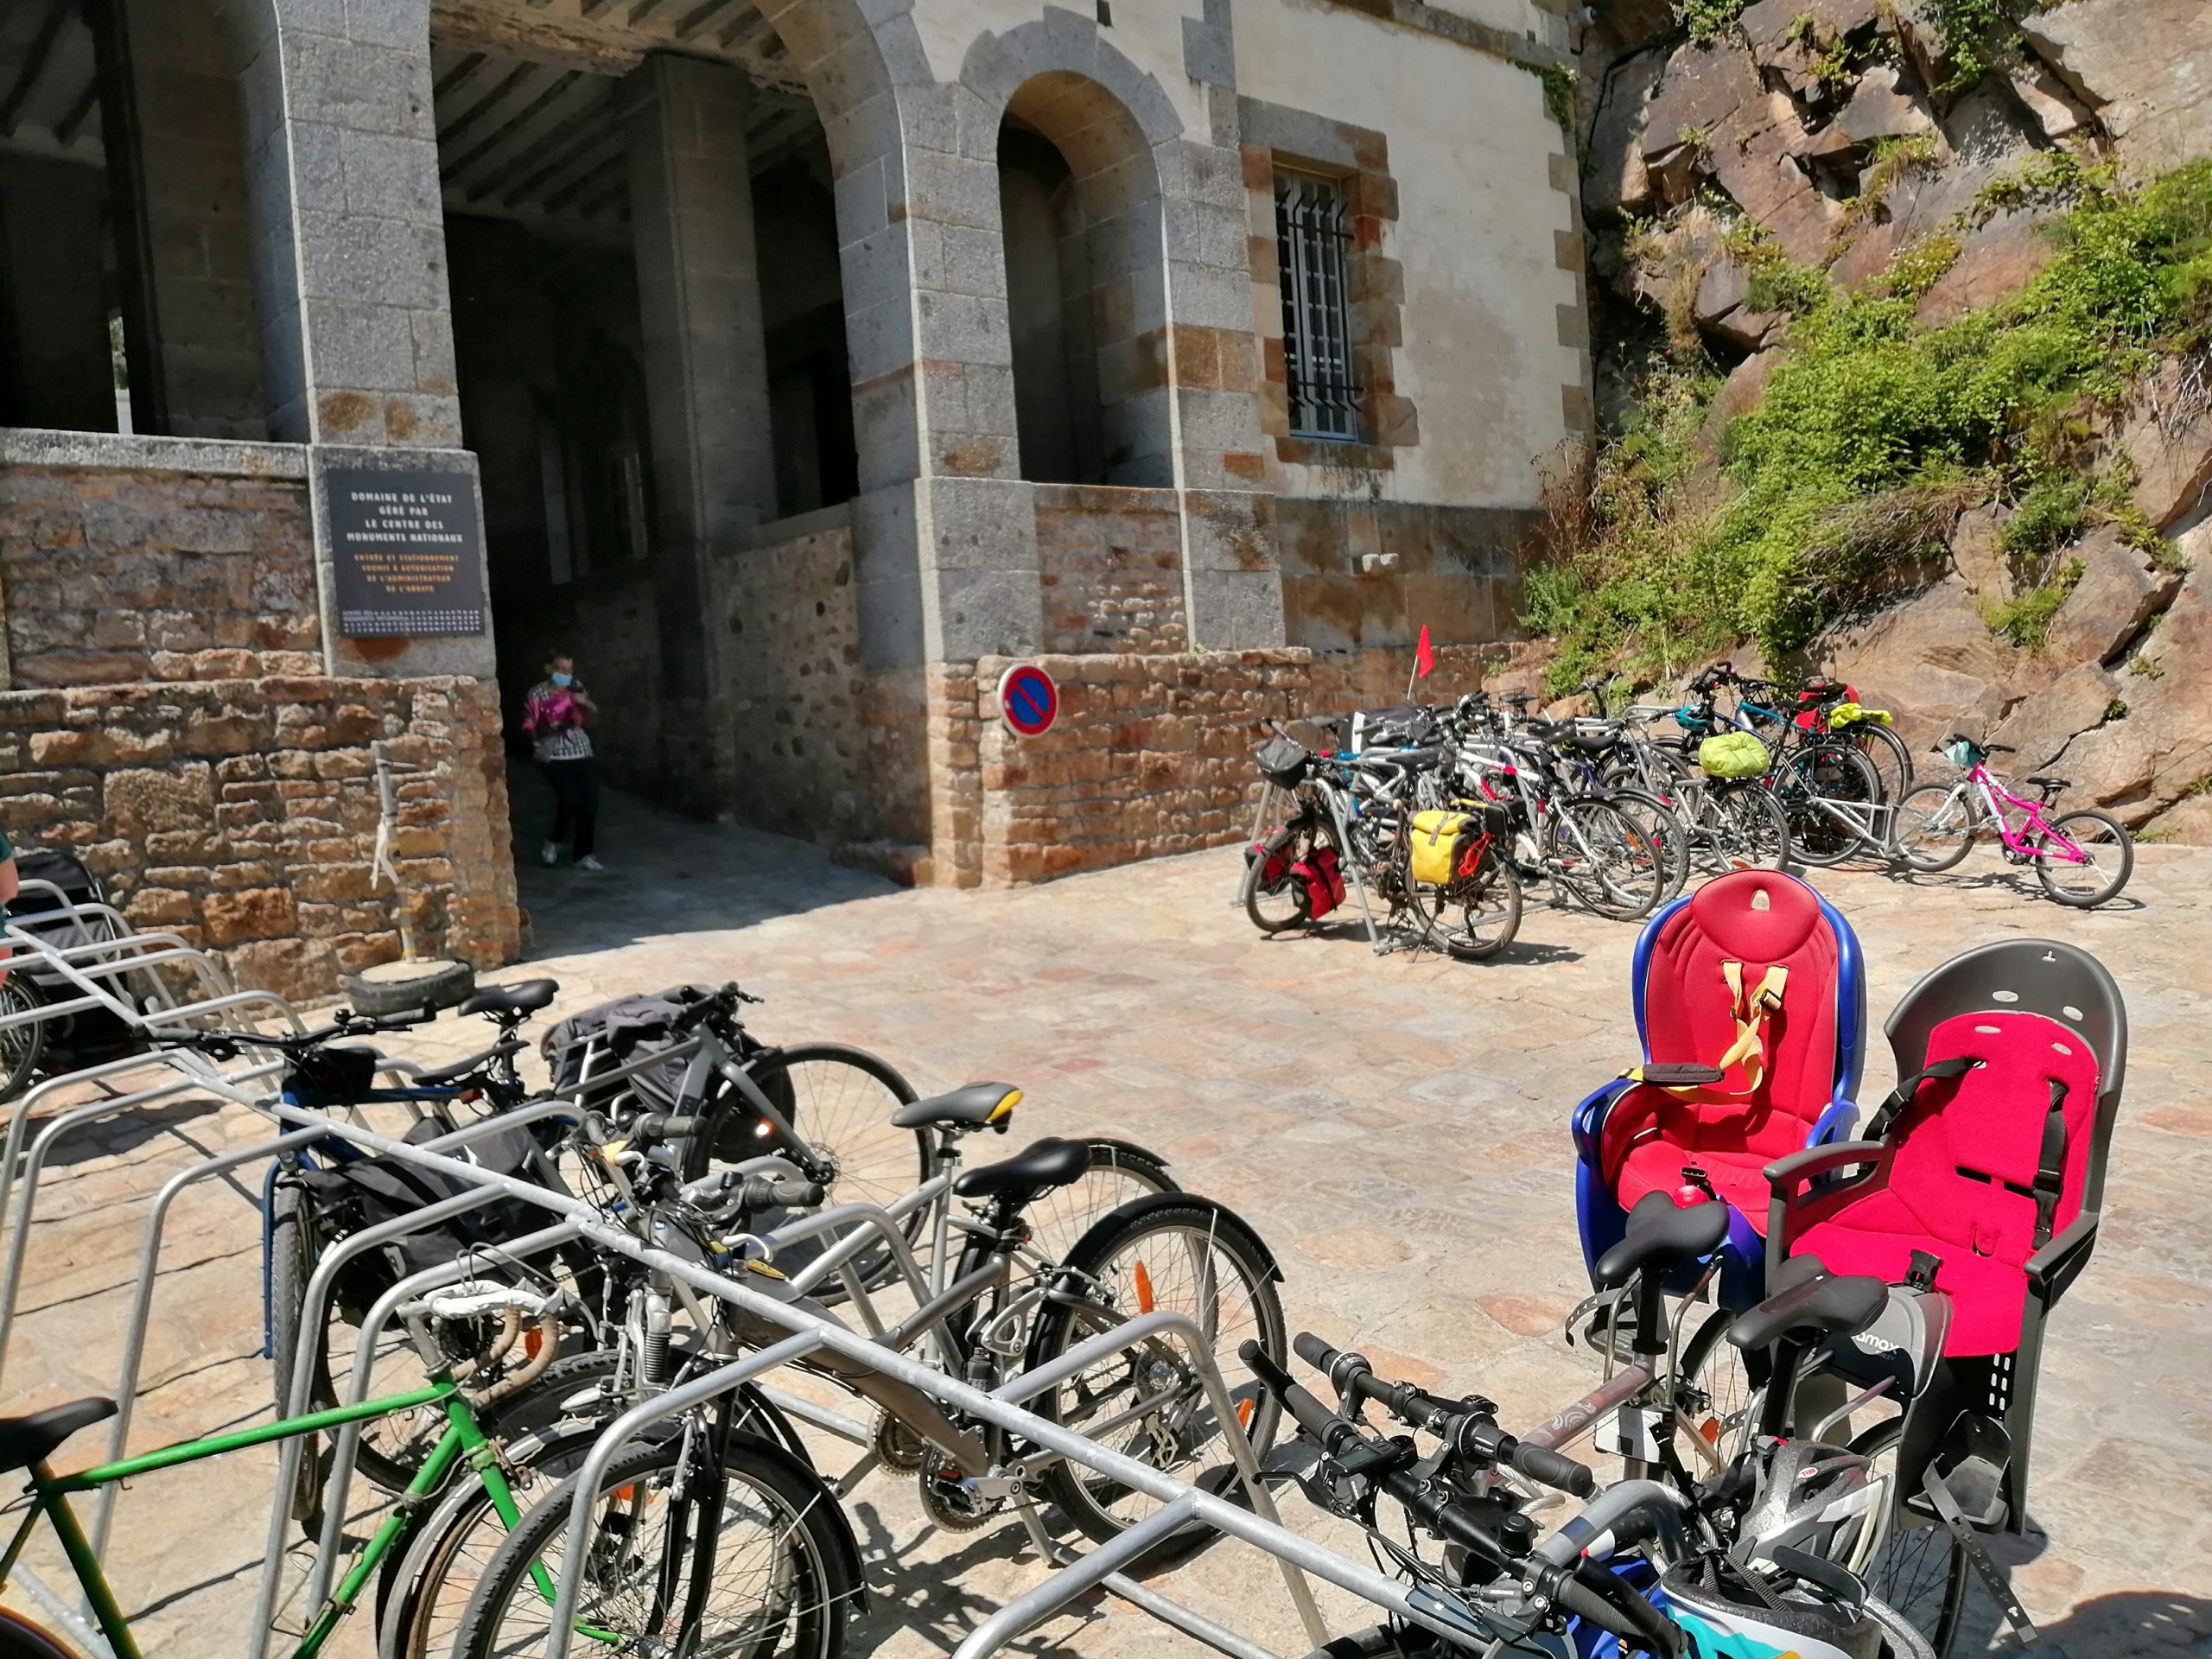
[[996, 663, 1059, 738]]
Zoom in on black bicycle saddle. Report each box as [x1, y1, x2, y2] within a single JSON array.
[[1593, 1191, 1731, 1289]]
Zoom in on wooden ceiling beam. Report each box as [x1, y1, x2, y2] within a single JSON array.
[[437, 61, 535, 146], [442, 69, 586, 186], [431, 50, 489, 100], [672, 0, 739, 40], [0, 0, 73, 138], [543, 151, 624, 213], [487, 118, 619, 207], [52, 72, 99, 146]]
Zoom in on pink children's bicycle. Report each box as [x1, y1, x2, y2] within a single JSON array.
[[1892, 734, 2134, 907]]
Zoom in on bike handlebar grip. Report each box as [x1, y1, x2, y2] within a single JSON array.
[[1240, 1340, 1344, 1447], [636, 1113, 706, 1139], [1293, 1332, 1338, 1371], [1554, 1565, 1686, 1659], [1507, 1440, 1596, 1497]]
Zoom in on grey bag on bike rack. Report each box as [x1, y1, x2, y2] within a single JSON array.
[[541, 984, 717, 1114]]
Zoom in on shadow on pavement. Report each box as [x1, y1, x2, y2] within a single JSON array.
[[506, 762, 900, 960], [1965, 1586, 2212, 1657]]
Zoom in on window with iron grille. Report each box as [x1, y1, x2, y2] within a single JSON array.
[[1274, 173, 1359, 441]]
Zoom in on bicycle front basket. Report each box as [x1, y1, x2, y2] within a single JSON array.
[[1254, 735, 1311, 786]]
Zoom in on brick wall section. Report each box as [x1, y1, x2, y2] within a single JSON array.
[[955, 643, 1506, 884], [0, 676, 519, 1003], [0, 461, 321, 686], [1034, 485, 1188, 655]]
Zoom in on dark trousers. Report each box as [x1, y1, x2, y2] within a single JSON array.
[[543, 758, 600, 859]]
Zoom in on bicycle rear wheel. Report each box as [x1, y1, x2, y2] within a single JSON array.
[[2033, 809, 2133, 907], [1027, 1196, 1287, 1562], [1242, 812, 1337, 933], [1027, 1139, 1179, 1268], [1608, 787, 1694, 903], [1406, 839, 1522, 960], [1844, 1419, 1969, 1659], [1780, 744, 1881, 867], [695, 1043, 927, 1211], [1853, 722, 1914, 804]]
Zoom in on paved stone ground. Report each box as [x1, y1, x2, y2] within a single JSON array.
[[4, 779, 2209, 1658]]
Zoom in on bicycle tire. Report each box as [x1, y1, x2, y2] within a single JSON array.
[[1780, 743, 1882, 868], [1697, 783, 1791, 874], [1405, 839, 1522, 961], [1892, 783, 1976, 874], [1672, 1306, 1770, 1471], [1550, 799, 1663, 920], [1027, 1138, 1180, 1269], [0, 1609, 79, 1659], [1846, 1418, 1970, 1659], [451, 1433, 855, 1659], [1607, 787, 1694, 904], [1242, 813, 1336, 933], [1027, 1195, 1287, 1567], [1854, 721, 1915, 804], [0, 975, 47, 1105], [2033, 809, 2133, 907]]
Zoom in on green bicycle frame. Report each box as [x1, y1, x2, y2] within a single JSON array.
[[0, 1376, 531, 1659]]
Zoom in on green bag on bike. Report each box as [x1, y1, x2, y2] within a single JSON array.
[[1697, 732, 1770, 779]]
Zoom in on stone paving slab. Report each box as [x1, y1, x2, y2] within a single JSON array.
[[4, 794, 2208, 1657]]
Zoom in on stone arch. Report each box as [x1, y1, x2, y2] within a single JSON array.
[[963, 37, 1179, 488]]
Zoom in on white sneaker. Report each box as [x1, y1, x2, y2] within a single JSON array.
[[576, 855, 605, 872], [539, 842, 559, 866]]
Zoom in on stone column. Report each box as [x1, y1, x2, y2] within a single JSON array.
[[620, 54, 778, 806], [227, 0, 493, 681]]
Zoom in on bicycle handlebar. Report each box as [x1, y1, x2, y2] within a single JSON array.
[[1242, 1340, 1681, 1657], [1290, 1333, 1594, 1497], [153, 1005, 428, 1057]]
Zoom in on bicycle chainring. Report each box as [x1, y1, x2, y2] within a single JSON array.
[[874, 1410, 928, 1472], [917, 1454, 1002, 1532]]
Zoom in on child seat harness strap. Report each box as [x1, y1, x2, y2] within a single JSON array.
[[1625, 961, 1788, 1103]]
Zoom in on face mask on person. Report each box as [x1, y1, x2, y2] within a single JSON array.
[[550, 671, 574, 688]]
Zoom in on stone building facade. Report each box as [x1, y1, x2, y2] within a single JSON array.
[[0, 0, 1586, 989]]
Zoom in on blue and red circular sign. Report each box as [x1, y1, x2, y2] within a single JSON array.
[[996, 663, 1059, 738]]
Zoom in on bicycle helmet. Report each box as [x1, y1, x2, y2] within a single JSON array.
[[1660, 1558, 1884, 1659], [1733, 1436, 1882, 1569]]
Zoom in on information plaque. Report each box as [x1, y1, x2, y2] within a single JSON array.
[[327, 467, 486, 637]]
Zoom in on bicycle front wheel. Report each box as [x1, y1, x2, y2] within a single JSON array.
[[696, 1042, 927, 1211], [1844, 1419, 1969, 1659], [2033, 809, 2133, 907], [1027, 1196, 1287, 1557], [1550, 799, 1663, 920], [1893, 784, 1976, 874], [453, 1433, 854, 1659]]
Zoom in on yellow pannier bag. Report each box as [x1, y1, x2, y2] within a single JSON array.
[[1697, 732, 1770, 779], [1408, 810, 1478, 886]]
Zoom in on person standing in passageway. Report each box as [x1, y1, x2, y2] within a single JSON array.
[[524, 652, 605, 871]]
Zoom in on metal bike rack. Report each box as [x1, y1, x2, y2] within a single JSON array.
[[250, 1106, 1536, 1659]]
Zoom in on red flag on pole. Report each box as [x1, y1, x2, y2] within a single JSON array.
[[1414, 625, 1434, 678]]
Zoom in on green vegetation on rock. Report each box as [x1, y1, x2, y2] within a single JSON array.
[[1532, 158, 2212, 693]]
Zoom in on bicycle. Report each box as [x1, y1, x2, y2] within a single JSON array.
[[432, 1114, 1284, 1651], [1240, 1323, 1936, 1659], [0, 1276, 849, 1659], [1892, 737, 2133, 907]]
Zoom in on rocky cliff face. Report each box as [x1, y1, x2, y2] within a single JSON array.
[[1569, 0, 2212, 836]]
